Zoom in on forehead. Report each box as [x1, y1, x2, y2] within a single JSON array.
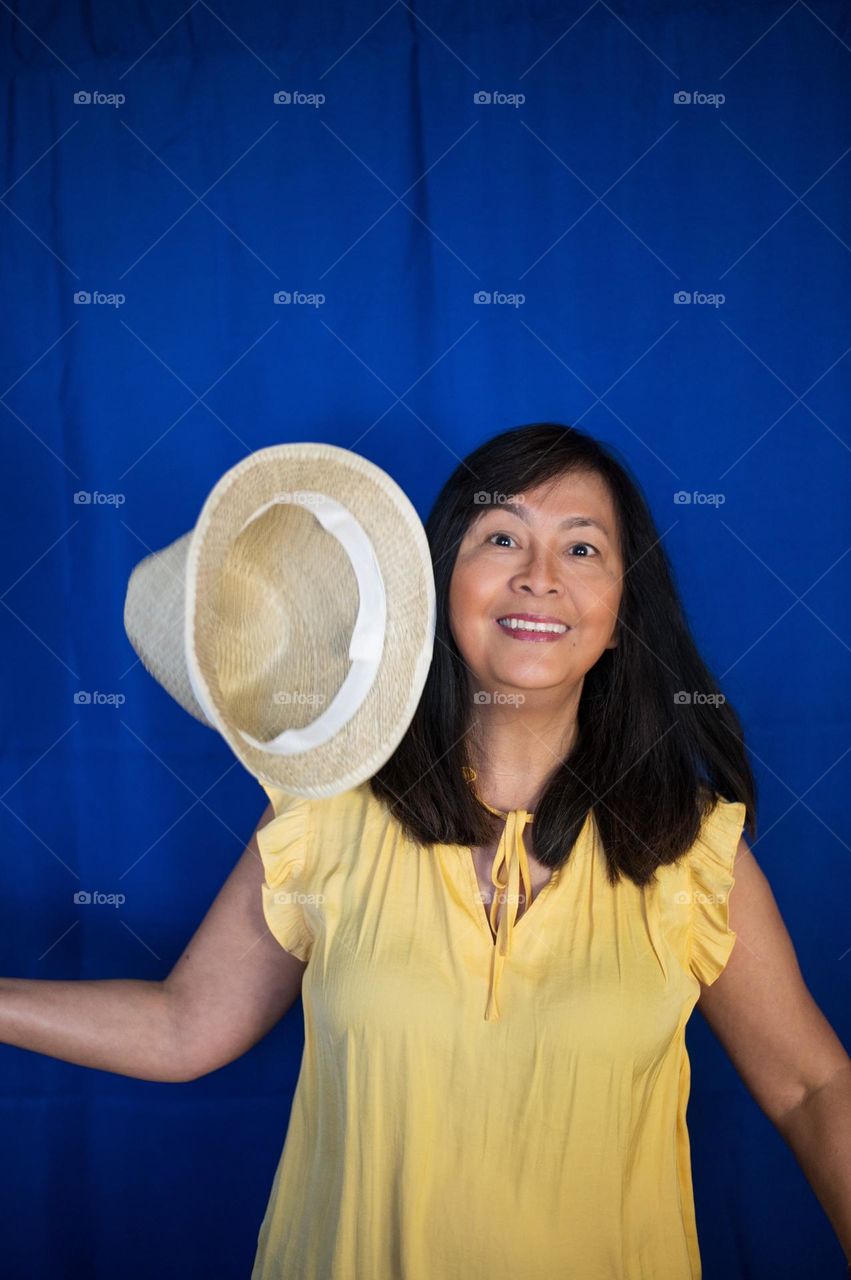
[[523, 470, 615, 518], [469, 469, 618, 533]]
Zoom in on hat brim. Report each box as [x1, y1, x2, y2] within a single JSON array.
[[128, 443, 436, 800]]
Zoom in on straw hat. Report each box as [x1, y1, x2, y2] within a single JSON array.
[[123, 442, 436, 799]]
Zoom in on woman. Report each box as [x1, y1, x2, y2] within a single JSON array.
[[3, 423, 850, 1278]]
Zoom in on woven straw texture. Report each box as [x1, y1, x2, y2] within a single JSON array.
[[124, 443, 435, 799]]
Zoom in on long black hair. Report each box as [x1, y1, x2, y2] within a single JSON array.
[[369, 422, 757, 887]]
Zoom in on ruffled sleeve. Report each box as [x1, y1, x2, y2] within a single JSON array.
[[687, 797, 748, 986], [256, 783, 315, 963]]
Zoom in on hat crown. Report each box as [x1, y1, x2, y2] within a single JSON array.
[[204, 496, 360, 746]]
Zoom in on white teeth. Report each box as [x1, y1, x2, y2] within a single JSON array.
[[498, 617, 568, 634]]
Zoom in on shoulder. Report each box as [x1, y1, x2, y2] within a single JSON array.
[[253, 781, 384, 961], [649, 794, 749, 988], [257, 779, 389, 872], [685, 795, 748, 986], [688, 795, 748, 891]]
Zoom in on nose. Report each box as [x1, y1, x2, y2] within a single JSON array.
[[511, 543, 563, 596]]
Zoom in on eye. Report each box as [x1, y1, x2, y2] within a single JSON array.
[[486, 533, 599, 556]]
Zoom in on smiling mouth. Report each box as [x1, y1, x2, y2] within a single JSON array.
[[495, 617, 571, 640]]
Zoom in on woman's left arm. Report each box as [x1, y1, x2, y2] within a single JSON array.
[[696, 835, 851, 1266]]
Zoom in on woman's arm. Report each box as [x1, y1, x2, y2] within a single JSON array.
[[0, 974, 181, 1081], [772, 1062, 851, 1272], [164, 800, 308, 1081], [697, 835, 851, 1263], [0, 801, 307, 1083]]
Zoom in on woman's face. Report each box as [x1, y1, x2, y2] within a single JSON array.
[[448, 470, 624, 696]]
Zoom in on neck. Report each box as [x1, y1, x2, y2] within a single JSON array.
[[468, 692, 579, 813]]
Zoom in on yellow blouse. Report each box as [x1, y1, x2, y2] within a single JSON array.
[[251, 771, 746, 1280]]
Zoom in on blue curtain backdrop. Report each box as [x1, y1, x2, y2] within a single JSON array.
[[1, 2, 849, 1277]]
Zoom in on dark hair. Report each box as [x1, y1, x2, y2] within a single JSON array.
[[369, 422, 757, 887]]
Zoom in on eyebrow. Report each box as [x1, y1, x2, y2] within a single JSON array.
[[478, 501, 611, 538]]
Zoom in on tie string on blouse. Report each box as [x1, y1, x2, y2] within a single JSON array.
[[463, 767, 536, 1022]]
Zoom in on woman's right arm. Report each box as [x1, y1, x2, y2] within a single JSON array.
[[0, 801, 307, 1083]]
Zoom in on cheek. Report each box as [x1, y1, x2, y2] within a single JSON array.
[[447, 570, 474, 638], [448, 568, 495, 649], [450, 561, 490, 613], [570, 570, 621, 624], [447, 577, 467, 632]]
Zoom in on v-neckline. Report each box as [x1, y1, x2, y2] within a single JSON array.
[[458, 842, 564, 946], [436, 804, 590, 1020], [453, 765, 566, 946]]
